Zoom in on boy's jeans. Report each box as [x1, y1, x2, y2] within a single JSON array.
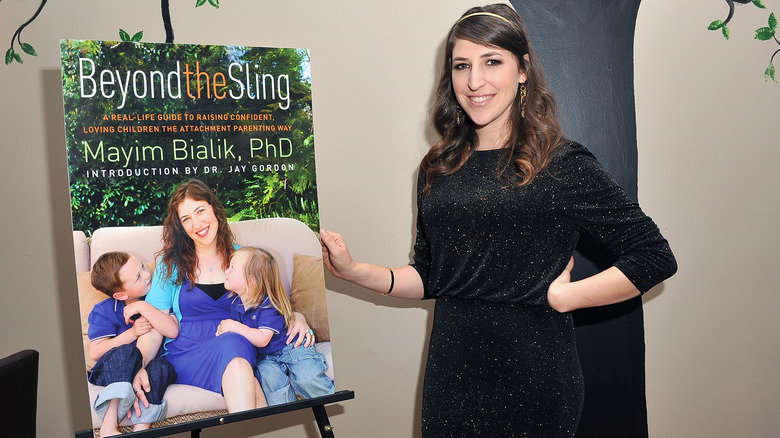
[[89, 344, 176, 423], [257, 344, 335, 405]]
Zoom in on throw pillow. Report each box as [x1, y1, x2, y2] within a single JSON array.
[[289, 253, 330, 342]]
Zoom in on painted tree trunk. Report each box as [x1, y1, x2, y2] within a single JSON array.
[[509, 1, 648, 436]]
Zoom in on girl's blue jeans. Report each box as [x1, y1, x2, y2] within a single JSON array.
[[256, 343, 335, 405]]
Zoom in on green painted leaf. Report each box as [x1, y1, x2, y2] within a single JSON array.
[[209, 0, 220, 8], [195, 0, 207, 7], [13, 52, 22, 64], [753, 0, 767, 9], [131, 31, 144, 42], [708, 20, 724, 30], [20, 43, 37, 56], [755, 26, 774, 40], [769, 12, 777, 31], [119, 29, 131, 41], [723, 25, 730, 39], [4, 48, 14, 65], [765, 63, 776, 82]]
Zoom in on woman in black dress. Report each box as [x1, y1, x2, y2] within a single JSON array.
[[320, 4, 677, 437]]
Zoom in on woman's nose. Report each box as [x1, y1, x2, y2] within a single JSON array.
[[468, 66, 485, 90]]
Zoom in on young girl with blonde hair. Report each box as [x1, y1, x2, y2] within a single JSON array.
[[217, 247, 334, 405]]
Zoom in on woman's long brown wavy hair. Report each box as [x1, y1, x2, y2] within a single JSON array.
[[422, 4, 565, 194], [157, 179, 236, 287]]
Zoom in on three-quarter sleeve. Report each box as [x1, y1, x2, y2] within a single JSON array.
[[555, 144, 677, 293], [411, 169, 433, 297]]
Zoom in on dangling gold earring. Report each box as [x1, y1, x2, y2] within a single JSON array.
[[456, 105, 462, 125], [519, 83, 527, 119]]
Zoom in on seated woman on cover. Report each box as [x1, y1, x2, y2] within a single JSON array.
[[139, 179, 315, 412]]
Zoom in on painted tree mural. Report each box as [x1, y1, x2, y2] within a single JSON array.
[[708, 0, 779, 82], [4, 0, 218, 65]]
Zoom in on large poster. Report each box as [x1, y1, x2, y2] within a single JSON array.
[[61, 40, 333, 435]]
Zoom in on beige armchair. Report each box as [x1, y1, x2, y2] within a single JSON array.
[[73, 218, 332, 432]]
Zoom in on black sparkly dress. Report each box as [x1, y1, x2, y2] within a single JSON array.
[[411, 142, 676, 437]]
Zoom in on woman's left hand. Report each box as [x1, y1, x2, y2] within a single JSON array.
[[286, 311, 314, 348], [547, 257, 574, 312], [130, 368, 150, 418]]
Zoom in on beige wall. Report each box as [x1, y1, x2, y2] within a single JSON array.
[[0, 0, 777, 436], [636, 1, 780, 436]]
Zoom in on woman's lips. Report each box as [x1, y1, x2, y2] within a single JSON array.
[[468, 94, 494, 106]]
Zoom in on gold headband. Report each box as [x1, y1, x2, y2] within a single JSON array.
[[456, 11, 513, 26]]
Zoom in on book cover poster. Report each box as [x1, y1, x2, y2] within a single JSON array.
[[61, 40, 333, 434]]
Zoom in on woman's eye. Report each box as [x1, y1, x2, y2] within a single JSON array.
[[453, 63, 469, 70], [486, 59, 502, 66]]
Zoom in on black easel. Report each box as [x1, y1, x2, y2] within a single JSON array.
[[75, 390, 354, 438]]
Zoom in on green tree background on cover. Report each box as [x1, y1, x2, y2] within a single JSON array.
[[61, 40, 319, 234]]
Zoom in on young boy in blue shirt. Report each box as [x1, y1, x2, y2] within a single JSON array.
[[88, 251, 178, 436]]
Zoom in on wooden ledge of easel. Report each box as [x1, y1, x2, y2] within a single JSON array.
[[75, 390, 355, 438]]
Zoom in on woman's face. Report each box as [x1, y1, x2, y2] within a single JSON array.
[[224, 251, 250, 296], [451, 39, 526, 144], [177, 197, 219, 249]]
